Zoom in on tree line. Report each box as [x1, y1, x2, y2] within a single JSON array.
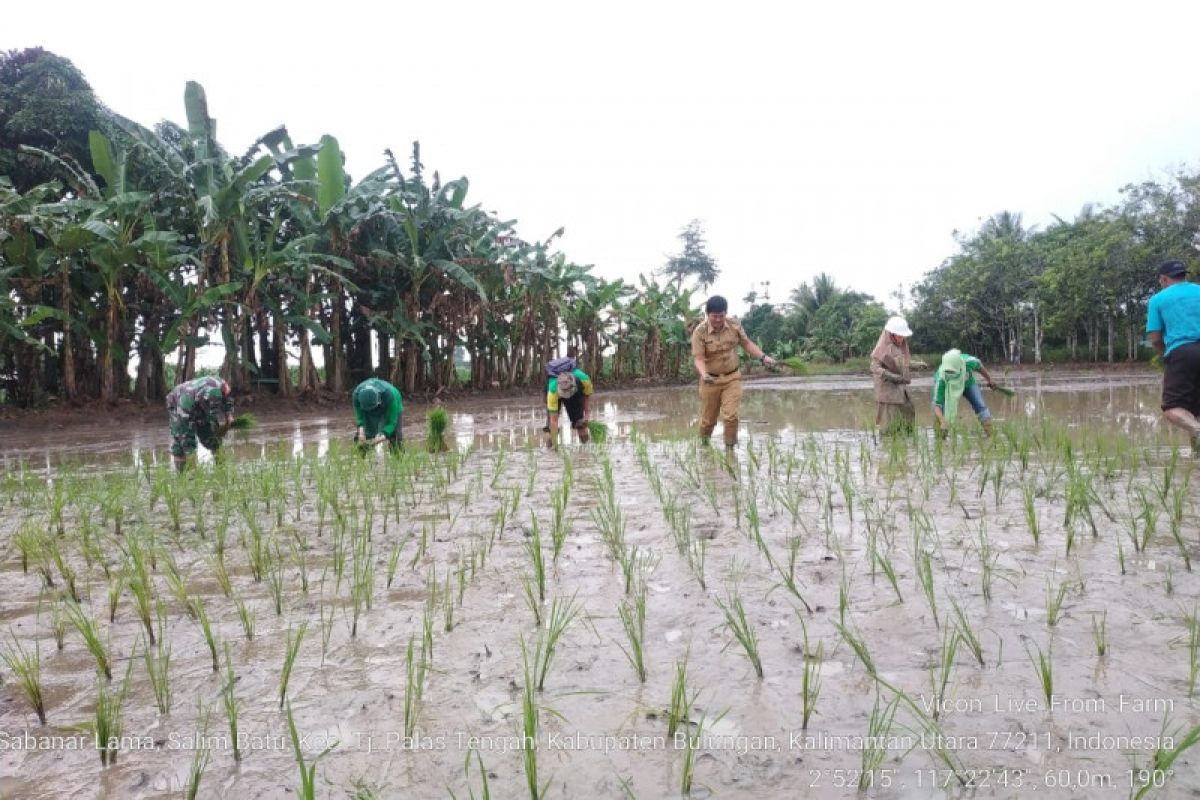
[[2, 49, 1194, 408], [0, 49, 717, 407], [740, 185, 1200, 365]]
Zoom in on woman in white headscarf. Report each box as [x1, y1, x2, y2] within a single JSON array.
[[931, 348, 997, 438], [870, 316, 916, 435]]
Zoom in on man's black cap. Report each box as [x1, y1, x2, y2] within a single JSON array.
[[1159, 260, 1188, 278]]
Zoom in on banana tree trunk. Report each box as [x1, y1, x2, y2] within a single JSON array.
[[100, 298, 118, 403], [328, 280, 347, 393]]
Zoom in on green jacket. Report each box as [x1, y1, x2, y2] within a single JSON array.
[[352, 378, 403, 437]]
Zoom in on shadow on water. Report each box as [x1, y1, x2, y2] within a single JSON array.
[[0, 369, 1168, 470]]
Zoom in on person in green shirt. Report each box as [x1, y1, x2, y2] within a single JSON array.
[[543, 366, 594, 448], [352, 378, 403, 451], [931, 349, 998, 438]]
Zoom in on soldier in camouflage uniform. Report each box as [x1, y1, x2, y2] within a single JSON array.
[[166, 376, 234, 470]]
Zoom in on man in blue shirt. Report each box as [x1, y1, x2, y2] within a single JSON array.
[[1146, 259, 1200, 451]]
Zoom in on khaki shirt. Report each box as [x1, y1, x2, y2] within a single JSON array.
[[691, 318, 751, 375]]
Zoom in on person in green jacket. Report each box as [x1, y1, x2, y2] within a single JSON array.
[[352, 378, 403, 451], [931, 349, 997, 438]]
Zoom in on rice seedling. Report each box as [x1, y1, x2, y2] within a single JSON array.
[[948, 598, 984, 667], [525, 447, 540, 496], [427, 406, 450, 453], [916, 550, 939, 628], [1044, 575, 1072, 627], [928, 628, 961, 721], [49, 599, 67, 651], [410, 522, 430, 568], [518, 638, 550, 800], [266, 544, 286, 616], [443, 568, 455, 632], [106, 570, 126, 624], [549, 485, 571, 562], [48, 539, 79, 603], [386, 539, 404, 589], [524, 513, 547, 603], [400, 634, 428, 739], [12, 522, 39, 575], [349, 531, 375, 638], [715, 591, 763, 678], [532, 593, 582, 691], [679, 711, 707, 796], [451, 747, 492, 800], [838, 566, 853, 626], [616, 588, 648, 682], [143, 633, 172, 715], [1181, 605, 1199, 697], [521, 575, 543, 628], [667, 652, 699, 741], [1, 633, 46, 724], [279, 621, 308, 708], [1021, 480, 1040, 545], [873, 548, 904, 605], [221, 643, 242, 762], [192, 597, 221, 673], [1166, 484, 1191, 571], [320, 601, 336, 665], [874, 676, 968, 783], [687, 538, 707, 590], [93, 656, 135, 766], [162, 556, 195, 618], [64, 600, 112, 681], [1026, 639, 1054, 706], [859, 691, 899, 787], [797, 614, 823, 729], [286, 701, 338, 800], [1091, 609, 1108, 657], [1130, 720, 1200, 799], [835, 622, 876, 677], [126, 563, 157, 647], [184, 699, 212, 800]]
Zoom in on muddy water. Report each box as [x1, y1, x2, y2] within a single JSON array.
[[1, 368, 1198, 800], [0, 370, 1168, 469]]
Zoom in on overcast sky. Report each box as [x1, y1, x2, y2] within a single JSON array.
[[8, 1, 1200, 316]]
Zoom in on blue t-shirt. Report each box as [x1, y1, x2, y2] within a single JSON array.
[[1146, 282, 1200, 356]]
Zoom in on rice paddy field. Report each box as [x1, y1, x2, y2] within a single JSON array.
[[0, 370, 1198, 799]]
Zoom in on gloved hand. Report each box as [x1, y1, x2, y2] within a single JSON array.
[[883, 370, 910, 384]]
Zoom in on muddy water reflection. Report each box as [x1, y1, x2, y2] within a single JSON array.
[[0, 369, 1167, 468]]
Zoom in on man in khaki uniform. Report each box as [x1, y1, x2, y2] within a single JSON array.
[[690, 295, 777, 448]]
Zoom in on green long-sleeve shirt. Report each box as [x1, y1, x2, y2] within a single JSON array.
[[932, 354, 983, 406]]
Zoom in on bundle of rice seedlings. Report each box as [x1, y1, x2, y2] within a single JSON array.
[[990, 385, 1016, 397], [586, 421, 608, 443], [781, 356, 809, 374], [426, 407, 450, 453], [228, 413, 258, 431]]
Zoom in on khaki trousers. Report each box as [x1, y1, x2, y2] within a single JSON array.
[[699, 374, 743, 445]]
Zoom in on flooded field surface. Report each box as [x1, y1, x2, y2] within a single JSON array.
[[1, 368, 1197, 799]]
